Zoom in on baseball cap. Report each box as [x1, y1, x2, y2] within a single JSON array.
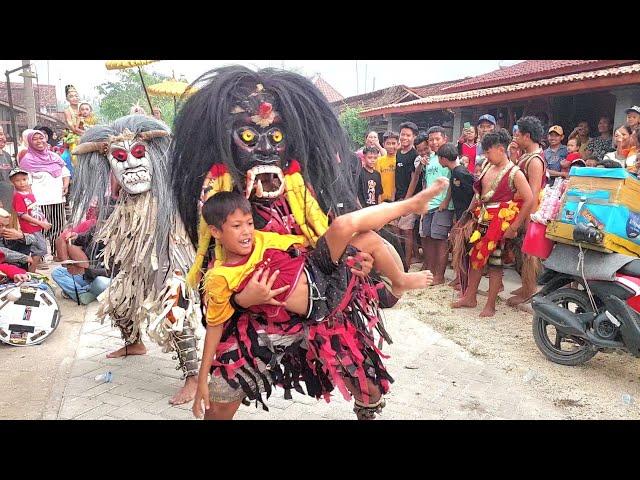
[[548, 125, 564, 136], [477, 114, 496, 126], [626, 106, 640, 115], [9, 167, 29, 178]]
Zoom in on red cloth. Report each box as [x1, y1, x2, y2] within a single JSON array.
[[236, 248, 306, 322], [0, 251, 26, 279], [12, 191, 45, 234], [461, 143, 477, 173], [473, 163, 518, 202]]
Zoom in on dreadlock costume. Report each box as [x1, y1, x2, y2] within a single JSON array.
[[71, 115, 200, 379], [170, 66, 393, 419]]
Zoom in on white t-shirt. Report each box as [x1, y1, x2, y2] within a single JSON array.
[[30, 167, 70, 206]]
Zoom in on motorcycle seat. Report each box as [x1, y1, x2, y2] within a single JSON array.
[[618, 259, 640, 277]]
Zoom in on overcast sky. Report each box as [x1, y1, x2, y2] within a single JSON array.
[[0, 60, 522, 106]]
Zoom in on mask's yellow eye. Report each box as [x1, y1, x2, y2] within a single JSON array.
[[241, 130, 255, 143], [271, 130, 283, 143]]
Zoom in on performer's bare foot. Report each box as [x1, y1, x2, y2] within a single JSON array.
[[431, 276, 446, 286], [452, 296, 477, 309], [479, 306, 496, 317], [506, 295, 527, 307], [169, 375, 198, 406], [392, 270, 434, 296], [106, 342, 147, 358], [510, 286, 523, 296], [410, 178, 450, 215]]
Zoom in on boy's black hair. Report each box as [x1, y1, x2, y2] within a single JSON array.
[[362, 146, 378, 156], [516, 116, 544, 144], [414, 132, 428, 146], [481, 129, 512, 152], [426, 125, 446, 138], [585, 153, 598, 162], [600, 159, 623, 169], [437, 143, 458, 162], [398, 121, 419, 136], [202, 191, 252, 230], [382, 130, 399, 142]]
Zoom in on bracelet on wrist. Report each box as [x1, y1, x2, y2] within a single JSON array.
[[229, 293, 248, 312]]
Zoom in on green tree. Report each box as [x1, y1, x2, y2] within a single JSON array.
[[95, 69, 178, 126], [339, 107, 369, 149]]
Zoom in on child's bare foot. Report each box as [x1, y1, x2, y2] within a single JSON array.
[[452, 296, 477, 309], [410, 178, 450, 215], [392, 270, 433, 296], [479, 305, 496, 317], [106, 342, 147, 358], [431, 276, 446, 286], [510, 286, 523, 296]]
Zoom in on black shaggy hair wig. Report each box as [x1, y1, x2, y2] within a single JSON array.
[[170, 65, 359, 245]]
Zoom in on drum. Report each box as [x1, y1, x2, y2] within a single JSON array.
[[0, 281, 60, 346]]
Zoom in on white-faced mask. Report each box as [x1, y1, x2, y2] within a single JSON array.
[[107, 140, 152, 194]]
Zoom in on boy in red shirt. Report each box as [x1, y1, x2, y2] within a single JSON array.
[[10, 168, 51, 271]]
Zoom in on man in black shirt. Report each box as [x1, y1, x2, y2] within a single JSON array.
[[437, 143, 474, 220], [393, 121, 419, 270], [358, 147, 383, 207]]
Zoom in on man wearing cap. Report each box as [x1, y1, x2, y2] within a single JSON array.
[[626, 106, 640, 132], [0, 127, 14, 214], [474, 114, 496, 170], [544, 125, 568, 181]]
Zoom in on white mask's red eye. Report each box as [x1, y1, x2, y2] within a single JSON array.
[[111, 148, 128, 162], [131, 144, 146, 159]]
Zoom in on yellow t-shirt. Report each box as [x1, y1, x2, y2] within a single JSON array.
[[203, 230, 306, 326], [375, 154, 396, 202]]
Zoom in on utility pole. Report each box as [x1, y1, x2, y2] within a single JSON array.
[[355, 61, 359, 95], [22, 60, 36, 128], [364, 63, 368, 94], [372, 77, 376, 92]]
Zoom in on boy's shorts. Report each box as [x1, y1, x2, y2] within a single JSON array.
[[29, 231, 48, 257], [420, 209, 454, 240]]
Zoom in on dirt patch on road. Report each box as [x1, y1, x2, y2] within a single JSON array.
[[401, 284, 640, 419]]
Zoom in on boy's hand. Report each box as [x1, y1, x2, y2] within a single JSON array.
[[235, 267, 289, 308], [41, 221, 52, 231], [13, 273, 29, 283], [348, 252, 373, 277], [192, 381, 210, 419]]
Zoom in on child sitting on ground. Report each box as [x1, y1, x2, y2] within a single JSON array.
[[193, 178, 448, 419]]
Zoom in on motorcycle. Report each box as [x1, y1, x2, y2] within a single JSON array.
[[531, 230, 640, 366]]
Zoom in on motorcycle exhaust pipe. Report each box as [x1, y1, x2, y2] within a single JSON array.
[[531, 296, 590, 339], [532, 296, 624, 349]]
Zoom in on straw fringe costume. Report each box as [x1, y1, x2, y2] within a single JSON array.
[[71, 116, 201, 378], [170, 66, 393, 419]]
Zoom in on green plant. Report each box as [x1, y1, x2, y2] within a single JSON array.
[[339, 107, 369, 149]]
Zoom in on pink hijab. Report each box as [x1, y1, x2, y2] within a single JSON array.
[[19, 129, 65, 178]]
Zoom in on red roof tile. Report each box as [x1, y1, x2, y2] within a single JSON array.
[[442, 60, 636, 93], [409, 79, 468, 97], [360, 63, 640, 117], [312, 75, 344, 103]]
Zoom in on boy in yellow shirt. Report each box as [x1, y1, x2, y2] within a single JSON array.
[[193, 178, 448, 420], [375, 131, 399, 202]]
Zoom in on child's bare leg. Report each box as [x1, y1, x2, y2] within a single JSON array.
[[452, 266, 482, 308], [324, 179, 449, 263], [480, 267, 502, 317], [30, 255, 41, 273], [204, 399, 243, 420], [431, 239, 449, 285], [55, 236, 69, 262], [420, 236, 430, 271], [350, 231, 433, 296], [67, 244, 89, 275]]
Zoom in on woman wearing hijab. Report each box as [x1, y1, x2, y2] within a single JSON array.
[[19, 129, 70, 258]]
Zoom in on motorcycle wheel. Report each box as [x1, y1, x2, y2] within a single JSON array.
[[532, 288, 598, 366]]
